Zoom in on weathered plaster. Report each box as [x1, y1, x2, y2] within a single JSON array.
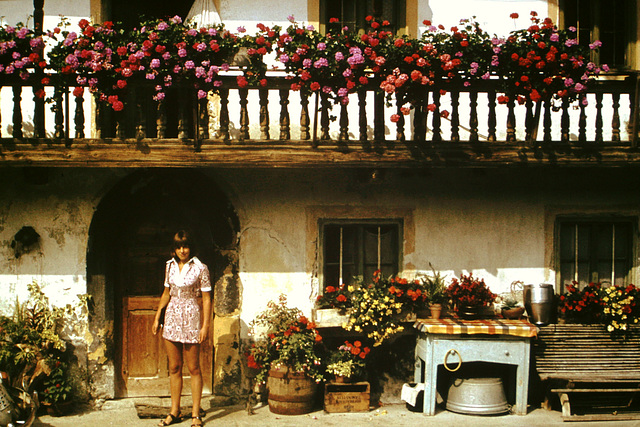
[[0, 165, 639, 403], [213, 315, 242, 396]]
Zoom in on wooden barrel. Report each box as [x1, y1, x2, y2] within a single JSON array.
[[267, 366, 317, 415]]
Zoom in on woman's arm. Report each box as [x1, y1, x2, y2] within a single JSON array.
[[152, 287, 171, 335], [199, 290, 212, 343]]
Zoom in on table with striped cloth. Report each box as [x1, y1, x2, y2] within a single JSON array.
[[413, 318, 536, 415], [413, 318, 538, 338]]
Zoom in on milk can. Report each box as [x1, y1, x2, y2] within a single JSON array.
[[523, 283, 555, 325]]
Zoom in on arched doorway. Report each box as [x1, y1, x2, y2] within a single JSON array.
[[87, 169, 239, 397]]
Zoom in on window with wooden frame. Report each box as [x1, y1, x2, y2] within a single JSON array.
[[556, 217, 636, 288], [319, 0, 406, 35], [560, 0, 637, 69], [320, 220, 402, 290]]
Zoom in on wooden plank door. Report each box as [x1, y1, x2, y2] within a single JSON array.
[[122, 296, 170, 396]]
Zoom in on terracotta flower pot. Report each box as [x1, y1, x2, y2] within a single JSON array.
[[501, 306, 525, 319], [334, 375, 351, 383], [429, 303, 443, 320]]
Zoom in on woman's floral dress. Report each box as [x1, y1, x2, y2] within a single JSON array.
[[162, 256, 212, 344]]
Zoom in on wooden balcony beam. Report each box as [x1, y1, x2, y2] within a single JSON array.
[[2, 139, 640, 168]]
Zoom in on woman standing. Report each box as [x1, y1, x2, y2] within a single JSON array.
[[153, 230, 212, 427]]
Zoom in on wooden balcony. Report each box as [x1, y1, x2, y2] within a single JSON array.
[[1, 73, 639, 168]]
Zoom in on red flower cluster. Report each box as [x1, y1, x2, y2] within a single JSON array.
[[47, 16, 278, 111], [246, 351, 260, 369], [0, 23, 46, 81], [339, 340, 371, 360], [316, 283, 352, 309], [497, 11, 605, 104], [558, 281, 605, 323], [559, 281, 640, 334], [22, 12, 604, 115], [273, 315, 321, 342], [388, 277, 426, 303], [248, 295, 325, 382], [447, 273, 496, 309]]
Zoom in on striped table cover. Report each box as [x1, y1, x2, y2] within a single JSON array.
[[413, 318, 538, 338]]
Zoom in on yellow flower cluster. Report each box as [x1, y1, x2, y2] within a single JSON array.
[[602, 286, 638, 333], [343, 274, 408, 346]]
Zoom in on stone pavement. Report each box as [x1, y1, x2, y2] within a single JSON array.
[[31, 398, 640, 427]]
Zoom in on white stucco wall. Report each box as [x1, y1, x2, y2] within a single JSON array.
[[0, 166, 638, 375], [423, 0, 550, 37], [220, 167, 640, 336], [1, 166, 635, 325], [1, 0, 89, 29], [0, 168, 123, 313]]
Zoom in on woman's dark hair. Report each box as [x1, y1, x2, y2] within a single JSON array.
[[172, 229, 197, 257]]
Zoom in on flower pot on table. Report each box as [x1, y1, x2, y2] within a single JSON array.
[[429, 303, 443, 320], [457, 305, 482, 320], [501, 306, 525, 319]]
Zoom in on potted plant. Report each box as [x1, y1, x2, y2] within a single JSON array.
[[247, 295, 324, 415], [421, 265, 448, 319], [0, 281, 88, 416], [41, 362, 73, 415], [325, 340, 370, 383], [558, 281, 640, 336], [500, 295, 525, 319], [314, 284, 352, 327], [446, 273, 496, 319], [558, 281, 605, 324], [343, 271, 407, 346]]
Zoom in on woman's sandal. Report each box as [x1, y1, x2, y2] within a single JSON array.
[[158, 412, 181, 426], [191, 415, 204, 427]]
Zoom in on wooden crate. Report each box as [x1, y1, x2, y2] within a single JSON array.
[[324, 381, 370, 413]]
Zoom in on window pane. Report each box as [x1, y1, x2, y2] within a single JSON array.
[[323, 221, 400, 290], [598, 0, 627, 67], [560, 262, 575, 288], [558, 219, 634, 289], [594, 223, 613, 284], [363, 226, 379, 265], [614, 223, 632, 285], [559, 224, 576, 286], [324, 225, 341, 264], [325, 264, 341, 288], [615, 223, 631, 260], [559, 224, 575, 261], [576, 224, 591, 285], [324, 224, 357, 286], [322, 0, 405, 35], [378, 225, 398, 265], [341, 226, 357, 274], [562, 0, 633, 68]]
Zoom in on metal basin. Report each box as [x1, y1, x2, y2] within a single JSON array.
[[446, 377, 509, 415]]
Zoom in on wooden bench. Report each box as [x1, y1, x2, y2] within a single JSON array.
[[534, 324, 640, 421]]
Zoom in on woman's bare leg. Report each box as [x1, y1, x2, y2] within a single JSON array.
[[163, 340, 183, 423], [184, 343, 202, 422]]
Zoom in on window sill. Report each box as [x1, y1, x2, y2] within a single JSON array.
[[312, 308, 417, 328], [312, 308, 350, 328]]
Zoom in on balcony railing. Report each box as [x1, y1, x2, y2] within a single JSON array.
[[1, 72, 639, 167]]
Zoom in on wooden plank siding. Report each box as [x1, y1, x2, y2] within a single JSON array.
[[1, 73, 638, 168]]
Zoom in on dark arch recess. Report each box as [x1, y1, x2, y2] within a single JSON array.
[[86, 168, 240, 396]]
